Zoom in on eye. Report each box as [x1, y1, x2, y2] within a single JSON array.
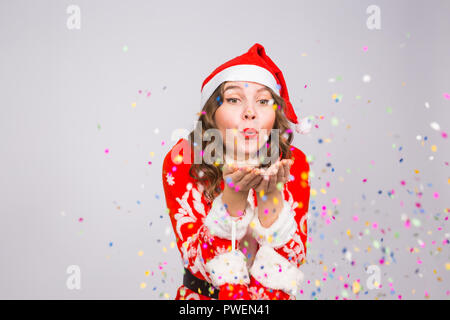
[[258, 99, 270, 105], [226, 98, 240, 104]]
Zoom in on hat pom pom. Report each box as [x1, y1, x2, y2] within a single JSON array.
[[295, 116, 312, 134]]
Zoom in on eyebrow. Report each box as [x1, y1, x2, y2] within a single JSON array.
[[223, 85, 270, 94]]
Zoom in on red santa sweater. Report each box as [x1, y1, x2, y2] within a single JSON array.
[[162, 138, 310, 300]]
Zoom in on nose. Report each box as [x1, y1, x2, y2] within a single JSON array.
[[242, 109, 256, 120]]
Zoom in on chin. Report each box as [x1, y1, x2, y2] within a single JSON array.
[[236, 142, 259, 158]]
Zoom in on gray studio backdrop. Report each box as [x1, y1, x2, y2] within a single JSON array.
[[1, 0, 449, 299]]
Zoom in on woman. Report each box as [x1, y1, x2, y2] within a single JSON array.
[[162, 43, 311, 300]]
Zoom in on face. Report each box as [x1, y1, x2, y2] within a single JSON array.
[[214, 81, 276, 160]]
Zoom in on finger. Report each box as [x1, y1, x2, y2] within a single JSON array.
[[267, 173, 278, 192], [280, 162, 289, 187], [256, 177, 269, 195], [282, 160, 291, 183], [262, 162, 279, 177], [238, 169, 259, 188], [227, 167, 247, 184], [248, 175, 263, 189], [276, 161, 286, 183], [285, 160, 293, 183], [223, 162, 239, 176]]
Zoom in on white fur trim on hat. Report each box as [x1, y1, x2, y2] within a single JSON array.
[[250, 245, 304, 295], [249, 200, 297, 248], [295, 116, 313, 134], [204, 191, 256, 241], [200, 64, 280, 108], [205, 250, 250, 287]]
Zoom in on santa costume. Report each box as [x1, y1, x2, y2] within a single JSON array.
[[161, 43, 311, 300]]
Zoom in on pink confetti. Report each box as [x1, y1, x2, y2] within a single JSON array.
[[353, 215, 359, 222], [363, 46, 368, 51], [405, 219, 411, 229], [433, 192, 439, 199], [443, 93, 450, 100], [104, 149, 109, 154]]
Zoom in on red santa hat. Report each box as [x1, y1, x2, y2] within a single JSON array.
[[200, 43, 307, 133]]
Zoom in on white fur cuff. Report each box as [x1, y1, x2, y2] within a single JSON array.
[[250, 200, 297, 248], [250, 245, 304, 295], [204, 192, 255, 241], [205, 250, 250, 287]]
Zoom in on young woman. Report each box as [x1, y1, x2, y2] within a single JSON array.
[[162, 43, 311, 300]]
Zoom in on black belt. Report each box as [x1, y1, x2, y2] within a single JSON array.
[[183, 268, 219, 299]]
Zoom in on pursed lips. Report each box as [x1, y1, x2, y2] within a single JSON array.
[[241, 128, 259, 139]]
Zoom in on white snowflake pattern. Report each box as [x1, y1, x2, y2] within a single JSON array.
[[166, 172, 175, 186]]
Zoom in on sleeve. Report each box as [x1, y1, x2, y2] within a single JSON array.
[[247, 151, 310, 299], [162, 151, 255, 300]]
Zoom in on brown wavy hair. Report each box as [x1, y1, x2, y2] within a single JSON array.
[[188, 81, 294, 202]]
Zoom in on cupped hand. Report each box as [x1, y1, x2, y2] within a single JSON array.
[[253, 159, 293, 196], [222, 163, 263, 193]]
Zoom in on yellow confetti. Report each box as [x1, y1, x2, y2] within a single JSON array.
[[431, 145, 437, 152], [273, 197, 278, 205], [138, 250, 144, 256], [162, 247, 167, 252], [170, 241, 175, 248], [352, 281, 361, 294], [145, 270, 150, 276], [140, 282, 146, 289], [131, 102, 136, 108], [174, 154, 183, 164], [445, 263, 450, 270]]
